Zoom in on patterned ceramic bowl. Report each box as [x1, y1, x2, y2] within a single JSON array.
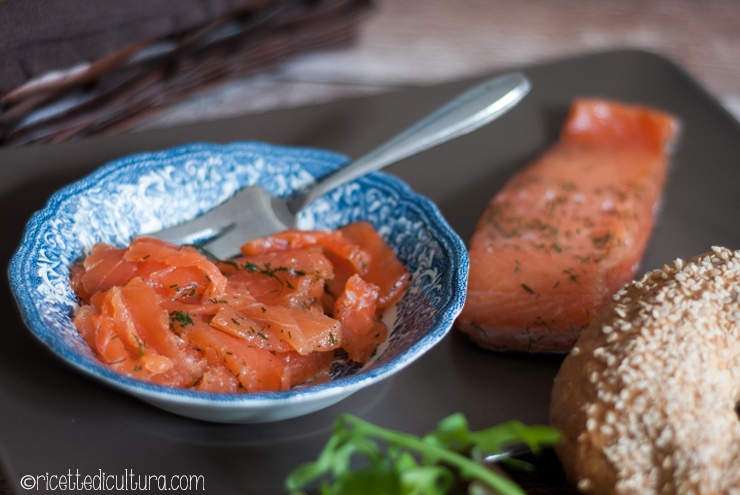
[[9, 142, 468, 423]]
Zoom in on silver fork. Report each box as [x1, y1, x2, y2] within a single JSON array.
[[147, 72, 531, 258]]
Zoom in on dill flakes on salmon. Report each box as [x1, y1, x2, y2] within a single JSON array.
[[456, 99, 679, 352], [71, 222, 409, 392]]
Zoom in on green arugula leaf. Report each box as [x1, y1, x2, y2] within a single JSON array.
[[285, 413, 561, 495]]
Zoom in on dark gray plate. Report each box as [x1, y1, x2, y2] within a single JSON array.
[[2, 49, 739, 494]]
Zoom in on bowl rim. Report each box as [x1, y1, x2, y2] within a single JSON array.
[[8, 141, 469, 408]]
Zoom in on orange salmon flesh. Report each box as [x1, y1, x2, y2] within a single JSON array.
[[456, 99, 679, 352], [71, 222, 409, 392]]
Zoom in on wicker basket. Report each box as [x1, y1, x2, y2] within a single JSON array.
[[0, 0, 372, 147]]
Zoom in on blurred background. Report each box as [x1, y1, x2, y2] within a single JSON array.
[[1, 0, 738, 147], [1, 1, 739, 493]]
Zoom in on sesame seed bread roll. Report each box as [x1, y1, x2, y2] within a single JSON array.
[[550, 247, 740, 494]]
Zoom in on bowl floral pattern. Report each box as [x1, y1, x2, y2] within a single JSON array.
[[9, 142, 468, 423]]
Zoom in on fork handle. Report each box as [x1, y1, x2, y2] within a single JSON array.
[[287, 71, 531, 214]]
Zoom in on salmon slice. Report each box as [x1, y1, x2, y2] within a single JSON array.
[[456, 99, 679, 352], [196, 347, 240, 393], [188, 319, 332, 390], [342, 320, 388, 364], [334, 274, 380, 336], [70, 244, 138, 303], [221, 247, 333, 311], [187, 325, 289, 392], [209, 305, 293, 352], [114, 278, 204, 385], [241, 228, 371, 308], [75, 279, 204, 385], [285, 350, 334, 387], [139, 264, 210, 302], [125, 237, 229, 298], [73, 305, 100, 350], [74, 288, 154, 379], [334, 274, 387, 363], [73, 297, 132, 371], [236, 297, 342, 355], [241, 229, 370, 274], [339, 222, 410, 309]]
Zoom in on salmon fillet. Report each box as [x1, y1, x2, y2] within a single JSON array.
[[456, 99, 679, 352]]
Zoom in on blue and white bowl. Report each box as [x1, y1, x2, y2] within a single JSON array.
[[9, 142, 468, 423]]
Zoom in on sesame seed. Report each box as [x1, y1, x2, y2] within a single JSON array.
[[578, 479, 593, 490]]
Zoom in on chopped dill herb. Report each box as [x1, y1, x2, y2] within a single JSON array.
[[170, 310, 194, 327], [563, 269, 579, 284], [592, 232, 613, 249], [133, 334, 145, 358]]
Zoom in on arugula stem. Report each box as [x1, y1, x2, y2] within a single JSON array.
[[341, 415, 526, 495]]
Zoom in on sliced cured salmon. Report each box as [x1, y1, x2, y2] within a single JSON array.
[[334, 274, 387, 363], [456, 99, 679, 352], [71, 222, 409, 392], [338, 222, 410, 309]]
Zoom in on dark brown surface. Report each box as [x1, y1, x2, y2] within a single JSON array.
[[2, 50, 740, 494]]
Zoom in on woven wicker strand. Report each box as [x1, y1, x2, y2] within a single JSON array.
[[0, 0, 372, 146]]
